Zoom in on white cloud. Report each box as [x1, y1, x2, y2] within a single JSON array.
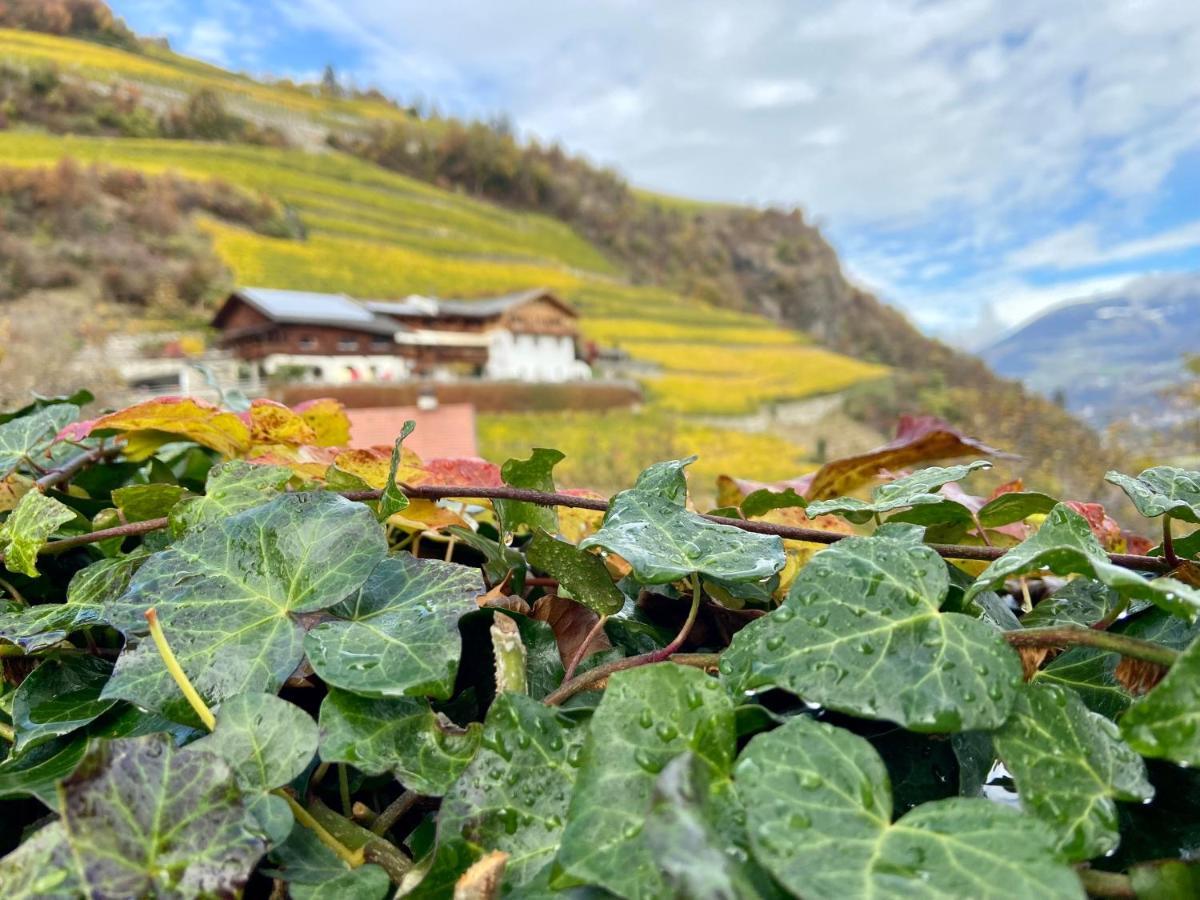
[[1009, 220, 1200, 271], [184, 19, 234, 65]]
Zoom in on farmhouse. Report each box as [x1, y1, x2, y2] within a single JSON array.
[[211, 286, 589, 384]]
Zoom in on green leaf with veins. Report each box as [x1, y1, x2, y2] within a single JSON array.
[[169, 459, 293, 535], [1023, 579, 1129, 629], [12, 653, 116, 752], [318, 688, 481, 795], [740, 486, 807, 518], [553, 664, 736, 898], [378, 419, 416, 520], [1120, 636, 1200, 766], [190, 692, 318, 792], [629, 455, 694, 504], [965, 503, 1200, 620], [111, 483, 185, 522], [644, 752, 786, 899], [494, 447, 564, 535], [806, 461, 991, 525], [580, 486, 785, 584], [436, 692, 586, 890], [0, 404, 78, 479], [1106, 466, 1200, 523], [67, 549, 149, 605], [102, 492, 385, 722], [526, 529, 623, 616], [0, 600, 105, 653], [735, 714, 1083, 900], [305, 554, 483, 699], [56, 734, 267, 897], [977, 491, 1059, 527], [721, 531, 1023, 731], [993, 683, 1153, 860], [0, 821, 80, 899], [0, 733, 88, 805], [0, 490, 75, 577]]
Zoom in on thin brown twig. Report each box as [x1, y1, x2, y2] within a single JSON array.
[[35, 444, 122, 493]]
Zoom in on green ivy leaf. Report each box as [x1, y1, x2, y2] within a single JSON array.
[[305, 554, 483, 700], [190, 692, 318, 792], [0, 733, 88, 805], [12, 653, 116, 752], [0, 405, 78, 479], [806, 461, 990, 525], [0, 601, 105, 653], [169, 460, 293, 535], [291, 866, 392, 900], [318, 688, 481, 795], [446, 525, 526, 592], [630, 456, 694, 504], [977, 491, 1059, 527], [378, 420, 416, 520], [993, 683, 1153, 860], [553, 664, 735, 898], [54, 735, 267, 897], [721, 532, 1022, 731], [436, 692, 586, 890], [67, 550, 149, 605], [526, 529, 623, 616], [644, 752, 784, 899], [103, 492, 386, 721], [1106, 466, 1200, 523], [0, 821, 80, 899], [735, 714, 1083, 899], [494, 448, 564, 535], [1120, 636, 1200, 766], [580, 487, 785, 584], [1023, 580, 1126, 629], [0, 491, 75, 577], [965, 504, 1200, 620], [111, 483, 186, 522], [740, 486, 807, 518]]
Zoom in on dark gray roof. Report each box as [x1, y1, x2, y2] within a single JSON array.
[[364, 288, 574, 320], [229, 287, 400, 336]]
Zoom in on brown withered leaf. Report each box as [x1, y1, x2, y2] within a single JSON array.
[[531, 595, 612, 668], [805, 414, 1014, 501], [1114, 656, 1169, 695], [1018, 647, 1052, 681], [454, 850, 508, 900], [1063, 501, 1124, 551]]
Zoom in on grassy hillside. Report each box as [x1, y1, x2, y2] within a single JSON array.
[[0, 15, 1116, 498]]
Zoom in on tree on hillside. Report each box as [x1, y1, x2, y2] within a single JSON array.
[[321, 64, 343, 98], [0, 0, 136, 48]]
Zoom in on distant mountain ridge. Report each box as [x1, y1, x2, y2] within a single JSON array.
[[981, 273, 1200, 427]]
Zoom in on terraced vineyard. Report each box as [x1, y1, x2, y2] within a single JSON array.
[[0, 31, 889, 486]]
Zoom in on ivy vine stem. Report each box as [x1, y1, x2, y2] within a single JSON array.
[[1162, 517, 1180, 568], [544, 578, 704, 706], [1003, 625, 1179, 667], [1076, 868, 1135, 898], [143, 608, 216, 731]]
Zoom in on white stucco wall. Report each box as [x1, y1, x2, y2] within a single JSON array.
[[485, 330, 589, 381], [261, 354, 410, 384]]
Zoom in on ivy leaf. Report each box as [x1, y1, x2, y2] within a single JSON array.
[[0, 734, 88, 805], [318, 688, 481, 795], [735, 714, 1083, 899], [993, 683, 1153, 860], [740, 486, 807, 518], [103, 492, 386, 721], [378, 420, 416, 520], [630, 456, 694, 504], [965, 503, 1200, 620], [169, 460, 292, 535], [1023, 580, 1126, 629], [807, 461, 991, 525], [12, 653, 116, 752], [526, 530, 623, 616], [1120, 636, 1200, 766], [1106, 466, 1200, 523], [190, 693, 318, 792], [0, 404, 78, 478], [0, 821, 80, 899], [305, 554, 483, 700], [77, 397, 252, 460], [266, 826, 390, 899], [293, 397, 353, 447], [580, 487, 785, 584], [977, 491, 1059, 527], [0, 491, 75, 577], [553, 664, 735, 898], [446, 525, 526, 592], [111, 483, 186, 522], [436, 692, 586, 890], [0, 600, 105, 653], [494, 448, 564, 535], [644, 752, 784, 899], [56, 734, 267, 897], [721, 531, 1022, 731]]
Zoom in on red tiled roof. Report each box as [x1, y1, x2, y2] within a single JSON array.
[[346, 403, 478, 458]]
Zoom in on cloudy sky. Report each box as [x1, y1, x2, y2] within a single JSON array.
[[110, 0, 1200, 337]]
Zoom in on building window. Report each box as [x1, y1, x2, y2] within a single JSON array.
[[338, 338, 359, 351], [370, 337, 391, 351], [298, 335, 317, 351]]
